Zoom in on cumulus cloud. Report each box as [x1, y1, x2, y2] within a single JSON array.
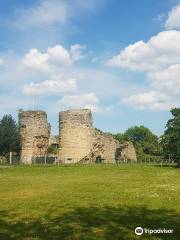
[[165, 5, 180, 30], [107, 29, 180, 111], [23, 78, 77, 96], [122, 91, 174, 111], [121, 63, 180, 111], [21, 44, 85, 72], [121, 62, 180, 111], [58, 92, 100, 112], [148, 64, 180, 94], [21, 49, 50, 72], [107, 30, 180, 72], [47, 45, 72, 65]]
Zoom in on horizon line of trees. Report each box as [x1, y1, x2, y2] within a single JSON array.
[[113, 108, 180, 166], [0, 108, 179, 166]]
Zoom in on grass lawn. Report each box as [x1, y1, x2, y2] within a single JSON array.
[[0, 164, 180, 240]]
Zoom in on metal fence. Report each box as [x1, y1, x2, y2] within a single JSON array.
[[0, 154, 179, 166], [32, 156, 57, 165], [0, 155, 20, 165]]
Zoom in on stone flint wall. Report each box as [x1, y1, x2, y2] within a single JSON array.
[[19, 108, 137, 164], [19, 111, 50, 164], [58, 109, 137, 164], [92, 128, 119, 163], [76, 127, 137, 163], [116, 142, 137, 162], [59, 109, 93, 163]]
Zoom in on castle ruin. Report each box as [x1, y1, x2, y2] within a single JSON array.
[[19, 111, 50, 164], [19, 109, 137, 164], [59, 109, 93, 163]]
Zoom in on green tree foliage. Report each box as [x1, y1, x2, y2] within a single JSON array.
[[47, 145, 58, 155], [114, 126, 161, 158], [113, 133, 125, 143], [161, 108, 180, 165], [124, 126, 160, 156], [0, 115, 20, 157]]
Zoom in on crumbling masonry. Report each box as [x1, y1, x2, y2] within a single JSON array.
[[19, 109, 137, 164], [59, 109, 93, 163], [19, 111, 50, 164]]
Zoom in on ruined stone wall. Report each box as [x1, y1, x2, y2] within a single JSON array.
[[19, 108, 137, 164], [58, 109, 137, 164], [88, 128, 137, 163], [59, 109, 93, 163], [115, 142, 137, 162], [19, 111, 50, 164], [92, 128, 119, 163]]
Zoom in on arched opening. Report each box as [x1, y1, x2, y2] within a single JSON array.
[[96, 155, 103, 164]]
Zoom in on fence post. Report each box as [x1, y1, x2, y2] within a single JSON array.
[[9, 152, 12, 165]]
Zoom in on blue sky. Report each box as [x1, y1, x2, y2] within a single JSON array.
[[0, 0, 180, 135]]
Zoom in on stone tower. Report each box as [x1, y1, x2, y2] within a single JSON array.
[[19, 111, 50, 164], [59, 109, 93, 163]]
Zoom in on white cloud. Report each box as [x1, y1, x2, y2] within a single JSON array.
[[58, 92, 100, 112], [165, 5, 180, 30], [148, 64, 180, 94], [21, 49, 50, 72], [122, 91, 174, 111], [16, 0, 67, 28], [21, 44, 85, 72], [106, 27, 180, 111], [107, 30, 180, 72], [23, 78, 77, 96], [122, 63, 180, 111], [47, 45, 72, 66]]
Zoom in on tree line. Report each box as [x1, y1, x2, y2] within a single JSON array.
[[113, 108, 180, 166], [0, 108, 179, 166]]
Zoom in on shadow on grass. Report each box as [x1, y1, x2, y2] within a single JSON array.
[[0, 206, 179, 240]]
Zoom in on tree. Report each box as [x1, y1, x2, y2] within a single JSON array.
[[113, 133, 125, 143], [114, 126, 161, 157], [0, 115, 20, 157], [161, 108, 180, 165], [47, 145, 58, 155]]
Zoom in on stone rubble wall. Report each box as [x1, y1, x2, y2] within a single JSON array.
[[92, 128, 119, 163], [59, 109, 93, 163], [19, 111, 50, 164], [19, 108, 137, 164], [115, 142, 137, 162], [78, 128, 137, 163]]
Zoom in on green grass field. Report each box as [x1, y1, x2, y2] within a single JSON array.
[[0, 165, 180, 240]]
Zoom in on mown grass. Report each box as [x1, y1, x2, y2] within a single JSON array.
[[0, 164, 179, 240]]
